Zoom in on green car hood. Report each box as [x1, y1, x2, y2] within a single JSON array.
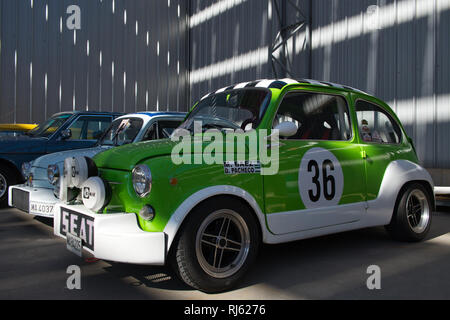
[[93, 132, 255, 171], [93, 139, 177, 171]]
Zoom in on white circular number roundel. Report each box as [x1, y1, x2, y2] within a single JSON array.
[[298, 147, 344, 209]]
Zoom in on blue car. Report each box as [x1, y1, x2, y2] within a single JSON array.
[[0, 111, 122, 206]]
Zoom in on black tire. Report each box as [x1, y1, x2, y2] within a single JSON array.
[[386, 183, 432, 242], [0, 166, 19, 207], [170, 196, 260, 293]]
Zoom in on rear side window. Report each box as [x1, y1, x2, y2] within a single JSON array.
[[355, 100, 402, 144], [273, 92, 352, 141]]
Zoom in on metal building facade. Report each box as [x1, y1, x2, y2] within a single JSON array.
[[1, 0, 449, 180], [0, 0, 189, 124]]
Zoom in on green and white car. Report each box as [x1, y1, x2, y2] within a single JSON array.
[[53, 79, 434, 293]]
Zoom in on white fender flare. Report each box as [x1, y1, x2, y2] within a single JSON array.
[[163, 185, 269, 252], [365, 160, 435, 226]]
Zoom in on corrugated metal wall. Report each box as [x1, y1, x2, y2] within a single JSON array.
[[189, 0, 311, 102], [0, 0, 189, 124], [309, 0, 450, 170], [189, 0, 450, 173], [1, 0, 449, 172]]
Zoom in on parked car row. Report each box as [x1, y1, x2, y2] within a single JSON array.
[[5, 79, 435, 293]]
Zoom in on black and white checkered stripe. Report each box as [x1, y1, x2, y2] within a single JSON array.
[[200, 78, 368, 100]]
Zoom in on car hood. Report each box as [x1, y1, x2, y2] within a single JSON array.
[[93, 132, 253, 171], [32, 145, 112, 170], [0, 135, 47, 153], [94, 139, 177, 171], [30, 145, 112, 188]]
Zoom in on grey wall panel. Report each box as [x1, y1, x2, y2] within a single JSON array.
[[189, 0, 273, 103], [0, 0, 190, 122], [15, 1, 33, 123], [436, 7, 450, 169], [308, 0, 450, 168], [0, 0, 17, 123], [98, 0, 114, 111]]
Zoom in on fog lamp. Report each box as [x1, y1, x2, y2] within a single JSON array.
[[139, 205, 155, 221]]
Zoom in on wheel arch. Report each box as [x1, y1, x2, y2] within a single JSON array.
[[163, 185, 268, 253], [391, 180, 435, 223], [0, 158, 23, 182], [366, 160, 435, 227]]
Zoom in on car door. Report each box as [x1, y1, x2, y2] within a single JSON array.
[[353, 98, 405, 201], [49, 115, 112, 152], [264, 90, 367, 235]]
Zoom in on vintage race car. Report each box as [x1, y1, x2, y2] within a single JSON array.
[[9, 112, 185, 217], [53, 79, 434, 293]]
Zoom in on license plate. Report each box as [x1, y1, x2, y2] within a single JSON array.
[[66, 232, 83, 257], [30, 201, 54, 216], [60, 207, 95, 253]]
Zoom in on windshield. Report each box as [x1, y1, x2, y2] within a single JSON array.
[[27, 114, 72, 138], [179, 88, 271, 132], [98, 118, 143, 146]]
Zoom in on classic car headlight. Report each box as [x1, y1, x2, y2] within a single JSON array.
[[132, 165, 152, 197], [21, 161, 32, 179], [47, 164, 60, 185]]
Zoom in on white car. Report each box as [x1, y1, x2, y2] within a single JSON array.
[[9, 112, 186, 217]]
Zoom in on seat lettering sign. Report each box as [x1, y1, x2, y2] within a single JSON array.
[[298, 148, 344, 208], [60, 208, 95, 250]]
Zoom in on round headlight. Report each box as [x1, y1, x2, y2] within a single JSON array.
[[47, 164, 60, 185], [21, 161, 32, 179], [132, 165, 152, 198]]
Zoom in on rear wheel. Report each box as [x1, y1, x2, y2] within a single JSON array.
[[386, 183, 432, 242], [171, 196, 260, 293]]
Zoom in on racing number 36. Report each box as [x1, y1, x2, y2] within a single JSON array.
[[307, 159, 336, 202], [298, 148, 344, 209]]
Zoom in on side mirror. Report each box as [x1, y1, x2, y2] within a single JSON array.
[[60, 129, 72, 140], [273, 121, 298, 138]]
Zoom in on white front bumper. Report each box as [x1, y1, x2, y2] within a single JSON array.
[[53, 203, 166, 265], [9, 185, 57, 218]]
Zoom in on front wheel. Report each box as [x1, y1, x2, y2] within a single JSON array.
[[386, 183, 432, 242], [171, 196, 260, 293], [0, 166, 19, 207]]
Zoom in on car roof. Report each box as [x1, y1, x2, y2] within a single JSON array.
[[52, 111, 124, 117], [201, 78, 370, 100], [136, 111, 186, 117]]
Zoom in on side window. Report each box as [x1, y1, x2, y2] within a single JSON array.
[[142, 123, 157, 141], [68, 116, 112, 140], [355, 101, 402, 144], [273, 92, 352, 141], [142, 120, 182, 141], [158, 120, 182, 138]]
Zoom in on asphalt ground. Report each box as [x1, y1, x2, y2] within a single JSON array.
[[1, 207, 450, 300]]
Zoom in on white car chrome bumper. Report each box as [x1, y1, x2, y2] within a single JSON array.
[[53, 203, 166, 265], [9, 185, 57, 218]]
